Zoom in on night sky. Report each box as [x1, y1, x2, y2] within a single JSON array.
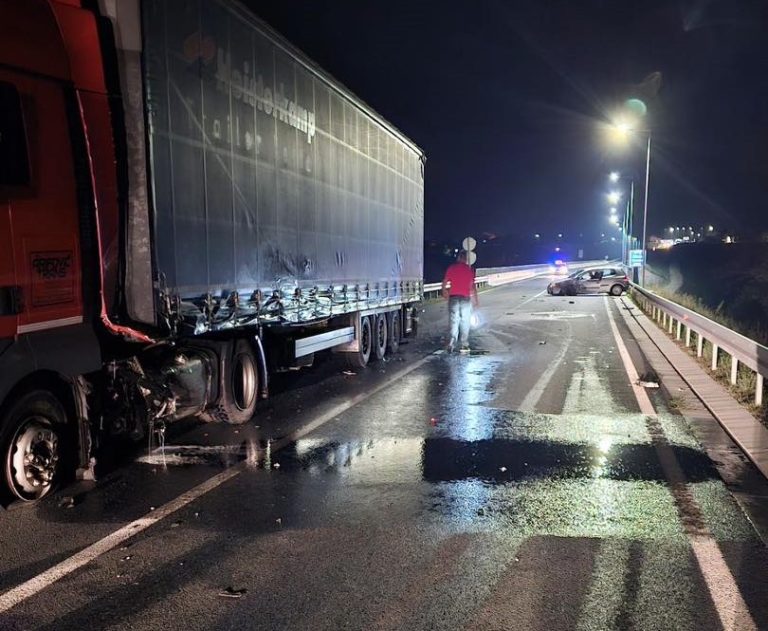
[[248, 0, 768, 244]]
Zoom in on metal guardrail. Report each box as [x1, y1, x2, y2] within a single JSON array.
[[423, 260, 610, 299], [630, 283, 767, 405]]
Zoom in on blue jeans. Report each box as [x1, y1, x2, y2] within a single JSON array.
[[448, 296, 472, 348]]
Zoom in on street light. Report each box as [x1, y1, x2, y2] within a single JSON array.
[[608, 117, 652, 286], [609, 172, 620, 183]]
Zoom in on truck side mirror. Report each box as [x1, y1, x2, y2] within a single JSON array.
[[0, 81, 31, 188]]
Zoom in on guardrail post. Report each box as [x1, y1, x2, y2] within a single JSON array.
[[730, 357, 738, 385], [697, 335, 703, 357], [757, 374, 764, 407], [668, 315, 674, 334], [675, 320, 682, 340], [711, 344, 719, 371], [684, 326, 691, 347]]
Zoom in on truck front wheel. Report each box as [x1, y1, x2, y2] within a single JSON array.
[[1, 390, 69, 503], [206, 339, 258, 425]]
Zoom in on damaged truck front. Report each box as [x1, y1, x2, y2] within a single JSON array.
[[0, 0, 424, 503]]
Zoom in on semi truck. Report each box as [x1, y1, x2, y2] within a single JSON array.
[[0, 0, 424, 502]]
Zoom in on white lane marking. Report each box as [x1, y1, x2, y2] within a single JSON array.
[[483, 289, 548, 331], [0, 352, 437, 613], [0, 466, 241, 614], [604, 296, 757, 631], [518, 329, 572, 412], [604, 297, 656, 416]]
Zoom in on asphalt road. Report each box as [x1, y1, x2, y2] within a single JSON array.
[[2, 275, 768, 630]]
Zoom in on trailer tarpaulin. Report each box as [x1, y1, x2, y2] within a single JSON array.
[[138, 0, 424, 331]]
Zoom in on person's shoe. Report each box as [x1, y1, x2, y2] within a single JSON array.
[[459, 346, 470, 354], [445, 343, 454, 354]]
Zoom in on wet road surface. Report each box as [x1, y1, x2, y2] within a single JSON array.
[[3, 275, 768, 630]]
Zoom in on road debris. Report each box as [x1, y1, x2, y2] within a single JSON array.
[[58, 496, 75, 509], [122, 555, 132, 562], [218, 587, 248, 599], [538, 340, 547, 345], [638, 381, 660, 388], [342, 370, 356, 376]]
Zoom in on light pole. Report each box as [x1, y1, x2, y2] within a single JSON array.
[[608, 119, 652, 285], [640, 132, 652, 286], [606, 173, 635, 271]]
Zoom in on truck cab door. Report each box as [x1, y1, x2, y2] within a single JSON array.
[[0, 73, 83, 335], [0, 82, 24, 340], [0, 198, 19, 339]]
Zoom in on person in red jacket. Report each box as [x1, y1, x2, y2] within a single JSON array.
[[441, 250, 479, 353]]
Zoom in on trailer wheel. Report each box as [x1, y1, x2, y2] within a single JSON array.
[[387, 311, 401, 354], [1, 390, 70, 503], [372, 314, 388, 361], [207, 339, 258, 425], [346, 315, 372, 369]]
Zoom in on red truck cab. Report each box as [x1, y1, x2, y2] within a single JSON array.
[[0, 0, 120, 501]]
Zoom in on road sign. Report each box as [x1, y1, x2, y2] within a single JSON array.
[[462, 236, 476, 252], [467, 251, 477, 266], [628, 249, 644, 267]]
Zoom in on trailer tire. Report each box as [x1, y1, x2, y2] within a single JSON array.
[[387, 311, 401, 354], [373, 314, 388, 361], [409, 307, 419, 338], [346, 316, 372, 370], [1, 390, 71, 503], [207, 339, 258, 425]]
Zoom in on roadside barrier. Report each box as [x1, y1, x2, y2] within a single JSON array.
[[630, 283, 767, 406], [423, 260, 609, 300]]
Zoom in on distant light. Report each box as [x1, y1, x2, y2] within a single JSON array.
[[609, 216, 619, 225], [601, 233, 605, 238], [676, 226, 680, 231], [557, 233, 563, 238], [708, 225, 714, 232], [534, 233, 540, 239], [609, 207, 617, 214], [725, 235, 733, 244], [609, 172, 620, 183], [611, 237, 616, 241], [555, 246, 561, 252], [668, 227, 674, 233], [688, 226, 693, 231], [607, 191, 622, 204]]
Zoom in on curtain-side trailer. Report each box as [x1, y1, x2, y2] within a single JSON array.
[[0, 0, 424, 503]]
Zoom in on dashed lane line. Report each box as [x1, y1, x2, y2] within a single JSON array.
[[0, 352, 439, 614]]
